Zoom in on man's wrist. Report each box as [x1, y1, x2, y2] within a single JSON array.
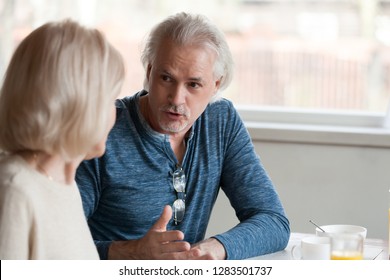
[[108, 240, 140, 260], [192, 237, 227, 260]]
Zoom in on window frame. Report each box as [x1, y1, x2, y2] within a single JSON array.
[[236, 105, 390, 148]]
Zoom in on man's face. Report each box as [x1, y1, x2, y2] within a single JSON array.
[[146, 39, 221, 136]]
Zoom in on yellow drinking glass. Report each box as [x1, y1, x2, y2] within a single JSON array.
[[331, 251, 363, 260], [330, 234, 363, 260]]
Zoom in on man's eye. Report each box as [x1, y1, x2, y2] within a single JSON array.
[[161, 75, 171, 82], [188, 82, 200, 88]]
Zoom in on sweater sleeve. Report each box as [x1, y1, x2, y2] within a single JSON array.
[[0, 186, 31, 259], [213, 104, 290, 259]]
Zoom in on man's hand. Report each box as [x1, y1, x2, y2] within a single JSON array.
[[191, 238, 227, 260], [108, 205, 209, 259]]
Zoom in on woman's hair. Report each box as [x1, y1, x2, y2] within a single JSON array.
[[0, 19, 125, 160], [141, 12, 234, 102]]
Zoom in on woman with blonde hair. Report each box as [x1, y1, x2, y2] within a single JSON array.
[[0, 19, 125, 259]]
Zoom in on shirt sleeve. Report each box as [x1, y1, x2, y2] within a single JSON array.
[[76, 158, 109, 259], [213, 103, 290, 259], [76, 159, 102, 219]]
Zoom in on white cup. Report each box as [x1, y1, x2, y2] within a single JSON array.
[[315, 225, 367, 239], [291, 236, 330, 260]]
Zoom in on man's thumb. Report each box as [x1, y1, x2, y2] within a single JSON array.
[[151, 205, 172, 231]]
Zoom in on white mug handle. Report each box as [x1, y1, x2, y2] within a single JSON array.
[[291, 245, 301, 260]]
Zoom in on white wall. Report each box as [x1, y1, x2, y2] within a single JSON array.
[[206, 126, 390, 240]]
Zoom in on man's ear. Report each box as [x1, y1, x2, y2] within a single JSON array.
[[146, 64, 152, 81], [214, 76, 222, 93]]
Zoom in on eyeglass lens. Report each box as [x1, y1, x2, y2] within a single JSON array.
[[172, 167, 186, 225]]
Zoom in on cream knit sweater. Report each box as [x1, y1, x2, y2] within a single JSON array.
[[0, 154, 98, 260]]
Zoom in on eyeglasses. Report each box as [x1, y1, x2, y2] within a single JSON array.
[[172, 166, 186, 225]]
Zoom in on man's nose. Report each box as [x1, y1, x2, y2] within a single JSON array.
[[168, 85, 186, 105]]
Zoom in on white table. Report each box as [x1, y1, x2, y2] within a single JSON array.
[[250, 232, 389, 260]]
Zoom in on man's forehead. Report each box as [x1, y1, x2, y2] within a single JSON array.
[[159, 68, 205, 81]]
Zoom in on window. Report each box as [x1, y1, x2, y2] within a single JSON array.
[[2, 0, 390, 128]]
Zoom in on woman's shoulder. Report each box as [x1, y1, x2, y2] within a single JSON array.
[[0, 154, 24, 178], [0, 155, 31, 200], [0, 154, 44, 196]]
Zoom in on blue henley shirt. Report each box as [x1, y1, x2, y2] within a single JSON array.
[[76, 90, 290, 259]]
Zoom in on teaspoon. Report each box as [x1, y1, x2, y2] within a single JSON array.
[[309, 220, 326, 232]]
